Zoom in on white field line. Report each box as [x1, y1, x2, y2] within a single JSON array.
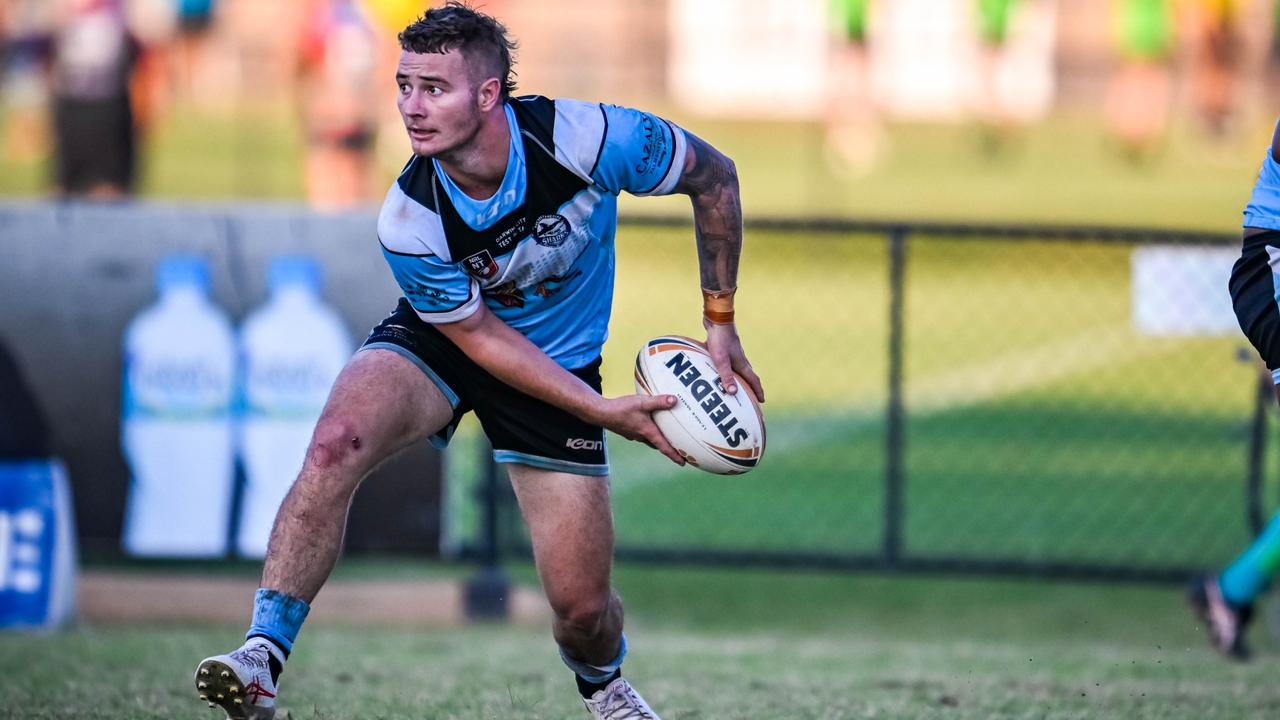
[[905, 322, 1149, 412]]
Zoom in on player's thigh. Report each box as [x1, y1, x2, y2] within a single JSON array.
[[310, 347, 453, 467], [507, 464, 614, 600]]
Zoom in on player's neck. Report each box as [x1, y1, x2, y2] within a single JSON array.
[[435, 106, 511, 201]]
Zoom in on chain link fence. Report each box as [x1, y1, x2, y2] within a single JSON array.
[[465, 218, 1269, 583]]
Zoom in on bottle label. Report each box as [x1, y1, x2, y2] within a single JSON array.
[[123, 354, 233, 419], [243, 356, 335, 419]]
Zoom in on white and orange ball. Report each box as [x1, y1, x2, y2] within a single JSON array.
[[634, 336, 765, 475]]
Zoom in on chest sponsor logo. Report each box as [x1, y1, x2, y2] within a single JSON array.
[[493, 216, 528, 250], [462, 250, 499, 280], [533, 214, 571, 247]]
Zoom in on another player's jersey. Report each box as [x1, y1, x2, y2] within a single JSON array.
[[377, 96, 687, 369], [1244, 149, 1280, 231]]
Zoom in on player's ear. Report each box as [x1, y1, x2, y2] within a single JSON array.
[[475, 77, 502, 112]]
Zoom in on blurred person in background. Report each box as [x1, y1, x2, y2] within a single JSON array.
[[296, 0, 381, 210], [1179, 0, 1244, 137], [0, 0, 54, 163], [49, 0, 140, 198], [971, 0, 1059, 159], [1271, 0, 1280, 79], [1105, 0, 1176, 162], [170, 0, 215, 101], [973, 0, 1022, 156], [124, 0, 176, 137], [192, 3, 762, 719], [824, 0, 884, 177], [1191, 116, 1280, 660]]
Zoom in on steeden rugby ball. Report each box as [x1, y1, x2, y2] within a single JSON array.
[[634, 336, 765, 475]]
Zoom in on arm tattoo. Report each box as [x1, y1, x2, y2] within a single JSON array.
[[674, 132, 743, 293]]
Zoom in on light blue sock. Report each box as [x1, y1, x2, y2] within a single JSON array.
[[246, 588, 310, 655], [560, 633, 627, 683], [1220, 510, 1280, 607]]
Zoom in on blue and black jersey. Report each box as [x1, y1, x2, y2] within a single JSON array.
[[376, 96, 688, 369], [1232, 148, 1280, 380]]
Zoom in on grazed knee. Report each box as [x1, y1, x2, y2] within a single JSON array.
[[307, 417, 370, 472]]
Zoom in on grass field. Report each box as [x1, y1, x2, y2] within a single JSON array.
[[5, 105, 1280, 717], [3, 563, 1280, 719]]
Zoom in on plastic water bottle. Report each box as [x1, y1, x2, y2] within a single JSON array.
[[121, 256, 236, 557], [236, 256, 350, 558]]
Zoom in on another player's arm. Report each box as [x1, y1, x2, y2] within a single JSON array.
[[1247, 119, 1280, 240], [673, 132, 765, 402], [434, 304, 685, 464]]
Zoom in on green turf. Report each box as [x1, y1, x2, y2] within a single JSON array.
[[2, 564, 1279, 719]]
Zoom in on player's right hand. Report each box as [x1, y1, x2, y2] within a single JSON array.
[[595, 394, 685, 465]]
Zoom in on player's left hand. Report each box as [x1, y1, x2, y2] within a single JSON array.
[[704, 319, 764, 402]]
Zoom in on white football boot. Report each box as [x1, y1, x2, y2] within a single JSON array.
[[194, 639, 283, 719], [582, 677, 661, 720]]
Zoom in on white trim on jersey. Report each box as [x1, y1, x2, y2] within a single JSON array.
[[550, 98, 688, 197], [551, 99, 608, 184], [378, 182, 452, 260], [410, 282, 482, 324]]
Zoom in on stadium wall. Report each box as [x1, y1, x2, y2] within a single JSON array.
[[0, 201, 441, 558]]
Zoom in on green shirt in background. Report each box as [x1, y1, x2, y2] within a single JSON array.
[[1116, 0, 1174, 61], [978, 0, 1020, 45], [830, 0, 870, 44]]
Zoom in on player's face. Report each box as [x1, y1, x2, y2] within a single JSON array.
[[395, 49, 484, 158]]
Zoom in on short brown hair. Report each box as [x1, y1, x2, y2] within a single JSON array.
[[399, 2, 518, 100]]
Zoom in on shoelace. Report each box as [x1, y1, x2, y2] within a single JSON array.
[[597, 683, 655, 720], [229, 644, 272, 670]]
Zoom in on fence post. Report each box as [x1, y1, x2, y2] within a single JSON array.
[[884, 228, 908, 567], [463, 441, 509, 620]]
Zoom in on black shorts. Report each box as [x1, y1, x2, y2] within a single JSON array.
[[1230, 229, 1280, 381], [53, 94, 135, 195], [361, 299, 609, 476]]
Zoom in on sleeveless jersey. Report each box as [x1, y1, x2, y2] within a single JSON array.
[[377, 96, 687, 369]]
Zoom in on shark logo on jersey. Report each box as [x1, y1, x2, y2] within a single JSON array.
[[463, 250, 499, 280], [533, 214, 571, 247]]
